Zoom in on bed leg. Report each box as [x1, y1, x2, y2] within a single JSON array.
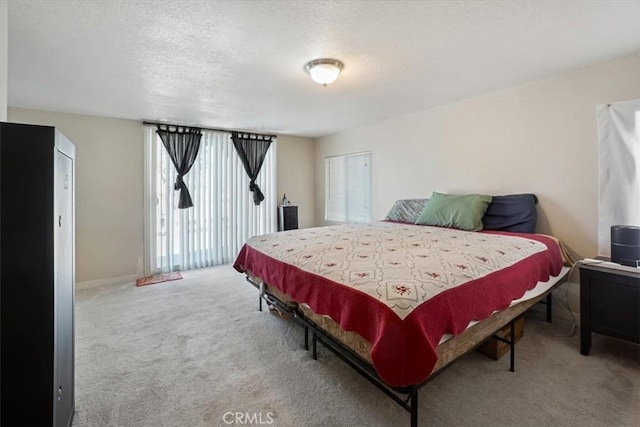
[[546, 293, 553, 323], [312, 332, 317, 360], [304, 326, 309, 351], [410, 391, 418, 427], [259, 294, 263, 312], [509, 319, 515, 372]]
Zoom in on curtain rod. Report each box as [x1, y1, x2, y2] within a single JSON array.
[[142, 121, 277, 139]]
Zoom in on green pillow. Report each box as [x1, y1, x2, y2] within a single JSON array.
[[414, 192, 493, 231]]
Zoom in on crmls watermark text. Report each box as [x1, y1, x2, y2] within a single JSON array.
[[222, 412, 275, 425]]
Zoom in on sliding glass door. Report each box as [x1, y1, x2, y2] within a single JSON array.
[[144, 126, 277, 274]]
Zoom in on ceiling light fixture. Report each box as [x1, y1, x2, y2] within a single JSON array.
[[305, 58, 344, 87]]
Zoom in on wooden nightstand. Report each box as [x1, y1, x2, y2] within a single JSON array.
[[579, 259, 640, 355]]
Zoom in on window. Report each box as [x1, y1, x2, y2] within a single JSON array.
[[143, 126, 276, 274], [596, 99, 640, 256], [325, 151, 372, 223]]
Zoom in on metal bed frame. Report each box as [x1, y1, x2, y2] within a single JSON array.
[[247, 276, 563, 427]]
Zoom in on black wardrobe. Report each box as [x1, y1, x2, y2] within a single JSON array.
[[1, 122, 75, 426]]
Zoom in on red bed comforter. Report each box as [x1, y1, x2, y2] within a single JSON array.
[[233, 222, 563, 387]]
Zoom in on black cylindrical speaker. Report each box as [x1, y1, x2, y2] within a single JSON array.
[[611, 225, 640, 267]]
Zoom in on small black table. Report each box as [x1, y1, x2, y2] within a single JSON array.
[[278, 205, 298, 231], [579, 259, 640, 355]]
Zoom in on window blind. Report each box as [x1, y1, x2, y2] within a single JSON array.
[[325, 152, 372, 223]]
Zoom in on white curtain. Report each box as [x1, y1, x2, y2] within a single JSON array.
[[597, 99, 640, 256], [144, 126, 277, 274]]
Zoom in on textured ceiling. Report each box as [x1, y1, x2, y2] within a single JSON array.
[[7, 0, 640, 137]]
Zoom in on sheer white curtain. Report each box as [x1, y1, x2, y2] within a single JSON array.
[[144, 126, 277, 274], [596, 99, 640, 256]]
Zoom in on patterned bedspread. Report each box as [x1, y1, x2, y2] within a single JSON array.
[[234, 222, 563, 387]]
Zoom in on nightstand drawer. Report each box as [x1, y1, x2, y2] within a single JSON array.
[[590, 303, 640, 341], [579, 261, 640, 355], [590, 280, 640, 312]]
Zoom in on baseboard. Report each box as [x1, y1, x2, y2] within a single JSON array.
[[76, 274, 139, 291]]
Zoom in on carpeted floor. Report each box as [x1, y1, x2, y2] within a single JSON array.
[[72, 265, 639, 427]]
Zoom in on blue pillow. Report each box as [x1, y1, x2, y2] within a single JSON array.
[[482, 194, 538, 233]]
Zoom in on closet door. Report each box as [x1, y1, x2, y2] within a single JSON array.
[[54, 149, 74, 427]]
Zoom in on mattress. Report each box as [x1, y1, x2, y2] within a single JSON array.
[[295, 267, 569, 371], [234, 222, 564, 387]]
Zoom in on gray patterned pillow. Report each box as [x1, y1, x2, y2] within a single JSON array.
[[385, 199, 428, 223]]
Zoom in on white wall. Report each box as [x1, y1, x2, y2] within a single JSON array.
[[315, 53, 640, 261], [277, 135, 315, 228], [7, 108, 316, 286], [8, 108, 144, 286]]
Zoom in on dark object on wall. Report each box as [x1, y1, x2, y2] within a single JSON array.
[[156, 125, 202, 209], [482, 194, 538, 233], [232, 131, 274, 205], [278, 205, 298, 231], [611, 225, 640, 267], [0, 122, 75, 427]]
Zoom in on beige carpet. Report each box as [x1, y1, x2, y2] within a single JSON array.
[[72, 265, 639, 427]]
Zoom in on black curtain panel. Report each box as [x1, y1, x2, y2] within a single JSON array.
[[156, 125, 202, 209], [231, 131, 274, 205]]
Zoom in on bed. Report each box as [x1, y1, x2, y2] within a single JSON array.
[[233, 193, 570, 426]]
